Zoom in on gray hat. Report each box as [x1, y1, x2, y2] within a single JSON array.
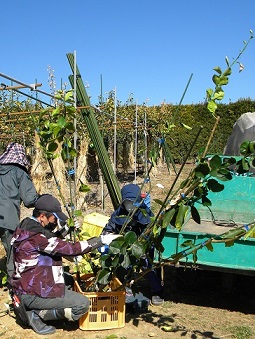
[[35, 194, 68, 221]]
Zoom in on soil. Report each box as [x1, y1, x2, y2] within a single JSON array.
[[0, 165, 254, 339]]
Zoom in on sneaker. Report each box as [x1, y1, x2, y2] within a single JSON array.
[[27, 310, 56, 335], [151, 295, 164, 306]]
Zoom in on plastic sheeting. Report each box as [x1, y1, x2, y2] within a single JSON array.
[[224, 112, 255, 155]]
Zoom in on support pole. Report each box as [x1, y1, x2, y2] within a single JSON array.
[[134, 103, 138, 183], [113, 86, 117, 174]]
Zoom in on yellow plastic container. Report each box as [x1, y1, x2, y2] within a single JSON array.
[[81, 212, 109, 239], [74, 274, 126, 330]]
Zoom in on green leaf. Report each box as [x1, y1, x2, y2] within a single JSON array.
[[180, 240, 193, 248], [109, 239, 123, 254], [65, 122, 75, 132], [202, 196, 212, 206], [205, 242, 213, 252], [74, 209, 82, 217], [121, 253, 131, 269], [207, 100, 217, 114], [161, 326, 174, 332], [180, 122, 192, 130], [69, 148, 77, 157], [219, 75, 229, 86], [105, 334, 118, 339], [111, 255, 121, 267], [175, 204, 189, 230], [242, 157, 250, 171], [212, 74, 220, 85], [124, 231, 137, 245], [223, 67, 232, 76], [192, 250, 198, 264], [240, 141, 250, 155], [216, 171, 232, 181], [220, 228, 245, 239], [52, 107, 61, 116], [207, 178, 224, 192], [47, 142, 58, 153], [57, 116, 67, 128], [213, 66, 222, 75], [249, 141, 255, 153], [218, 168, 230, 175], [195, 163, 210, 177], [64, 90, 74, 102], [79, 183, 90, 193], [97, 269, 111, 284], [162, 208, 176, 228], [206, 88, 213, 100], [131, 241, 146, 258], [191, 205, 200, 224], [225, 239, 235, 247], [209, 155, 222, 169], [212, 90, 224, 101], [52, 126, 62, 138], [54, 92, 63, 100]]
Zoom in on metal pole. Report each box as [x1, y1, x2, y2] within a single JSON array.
[[134, 103, 138, 183], [0, 72, 55, 98], [11, 88, 54, 107], [73, 50, 77, 192], [100, 74, 103, 105], [144, 109, 148, 174], [100, 75, 105, 210], [0, 84, 42, 91], [113, 86, 117, 174]]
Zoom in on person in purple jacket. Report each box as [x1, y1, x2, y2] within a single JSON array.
[[9, 194, 120, 335]]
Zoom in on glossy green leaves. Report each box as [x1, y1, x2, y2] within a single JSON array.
[[97, 231, 148, 285], [36, 90, 76, 161], [206, 30, 253, 117]]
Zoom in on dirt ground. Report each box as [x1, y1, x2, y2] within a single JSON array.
[[0, 165, 254, 338]]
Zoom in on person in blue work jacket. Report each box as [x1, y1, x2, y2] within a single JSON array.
[[102, 183, 164, 306]]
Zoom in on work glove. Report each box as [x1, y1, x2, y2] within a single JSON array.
[[100, 234, 122, 246], [74, 217, 82, 230], [53, 219, 70, 239]]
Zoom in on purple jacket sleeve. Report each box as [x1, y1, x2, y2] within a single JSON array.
[[37, 234, 102, 256]]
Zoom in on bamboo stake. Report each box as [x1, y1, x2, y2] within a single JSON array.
[[202, 116, 220, 158]]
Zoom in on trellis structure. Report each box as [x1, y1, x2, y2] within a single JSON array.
[[0, 71, 149, 178], [0, 68, 142, 209]]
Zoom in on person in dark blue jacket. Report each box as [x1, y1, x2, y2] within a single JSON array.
[[102, 183, 164, 306]]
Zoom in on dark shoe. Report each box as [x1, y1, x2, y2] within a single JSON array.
[[27, 310, 56, 335], [151, 295, 164, 306]]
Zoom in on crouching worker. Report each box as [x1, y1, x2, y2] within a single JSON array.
[[9, 194, 120, 335]]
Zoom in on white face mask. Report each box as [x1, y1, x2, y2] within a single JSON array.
[[123, 200, 135, 212]]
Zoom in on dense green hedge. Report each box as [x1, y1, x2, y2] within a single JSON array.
[[104, 98, 255, 164], [1, 96, 255, 165]]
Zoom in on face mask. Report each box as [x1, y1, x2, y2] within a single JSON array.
[[45, 222, 57, 232], [123, 200, 135, 212]]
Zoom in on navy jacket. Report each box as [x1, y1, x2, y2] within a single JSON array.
[[103, 184, 153, 236]]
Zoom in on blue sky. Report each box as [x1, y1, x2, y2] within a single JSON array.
[[1, 1, 255, 107]]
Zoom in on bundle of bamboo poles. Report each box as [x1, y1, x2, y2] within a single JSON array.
[[67, 53, 121, 209]]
